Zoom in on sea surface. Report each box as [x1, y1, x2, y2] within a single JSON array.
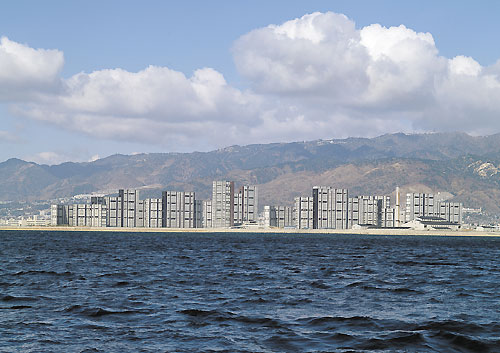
[[0, 231, 499, 352]]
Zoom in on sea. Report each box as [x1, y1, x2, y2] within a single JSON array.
[[0, 230, 499, 352]]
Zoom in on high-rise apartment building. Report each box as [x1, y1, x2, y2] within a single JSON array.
[[69, 203, 107, 227], [295, 196, 314, 229], [312, 187, 348, 229], [51, 204, 69, 226], [263, 205, 294, 228], [234, 185, 258, 224], [405, 193, 435, 222], [162, 191, 196, 228], [347, 197, 359, 228], [212, 181, 234, 228], [435, 201, 462, 224], [202, 200, 212, 228], [105, 195, 122, 227], [120, 189, 139, 228], [142, 198, 163, 228]]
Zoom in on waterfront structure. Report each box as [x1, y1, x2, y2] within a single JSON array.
[[295, 196, 314, 229], [202, 200, 212, 228], [347, 197, 359, 228], [380, 207, 396, 228], [406, 216, 461, 230], [69, 203, 107, 227], [47, 182, 465, 230], [162, 191, 196, 228], [105, 195, 122, 227], [142, 198, 163, 228], [195, 200, 203, 228], [51, 204, 69, 226], [435, 201, 462, 224], [234, 185, 258, 225], [357, 195, 391, 227], [312, 187, 348, 229], [120, 189, 140, 228], [405, 193, 435, 222], [212, 181, 234, 228], [263, 205, 294, 228], [405, 192, 462, 224], [395, 187, 402, 226]]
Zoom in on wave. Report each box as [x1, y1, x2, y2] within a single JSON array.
[[1, 294, 37, 302], [12, 270, 73, 277], [179, 308, 285, 329], [63, 304, 145, 318]]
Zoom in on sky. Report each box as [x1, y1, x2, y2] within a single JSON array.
[[1, 1, 500, 165]]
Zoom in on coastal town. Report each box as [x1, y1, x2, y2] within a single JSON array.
[[0, 180, 476, 231]]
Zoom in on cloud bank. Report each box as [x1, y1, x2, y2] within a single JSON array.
[[2, 12, 500, 151]]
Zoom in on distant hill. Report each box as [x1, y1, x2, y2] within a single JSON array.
[[3, 132, 500, 213]]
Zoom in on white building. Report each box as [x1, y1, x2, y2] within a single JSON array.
[[312, 187, 349, 229], [234, 185, 258, 225], [162, 191, 196, 228], [294, 196, 314, 229], [212, 181, 234, 228], [202, 200, 212, 228]]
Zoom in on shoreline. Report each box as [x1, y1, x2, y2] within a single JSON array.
[[1, 226, 500, 237]]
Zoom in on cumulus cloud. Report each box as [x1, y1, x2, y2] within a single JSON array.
[[25, 151, 68, 165], [232, 12, 500, 136], [3, 12, 500, 151], [0, 36, 63, 101], [13, 64, 263, 148]]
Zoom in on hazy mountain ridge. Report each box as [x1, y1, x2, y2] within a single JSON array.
[[3, 132, 500, 213]]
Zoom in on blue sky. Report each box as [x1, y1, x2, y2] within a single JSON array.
[[1, 1, 500, 164]]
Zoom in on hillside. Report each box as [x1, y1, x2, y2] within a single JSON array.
[[2, 132, 500, 213]]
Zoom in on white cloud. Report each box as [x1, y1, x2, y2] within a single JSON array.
[[25, 151, 67, 165], [233, 12, 500, 136], [13, 64, 263, 149], [0, 36, 63, 101], [0, 130, 21, 143], [3, 12, 500, 151], [88, 154, 100, 162]]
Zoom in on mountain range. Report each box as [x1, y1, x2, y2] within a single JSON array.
[[2, 132, 500, 213]]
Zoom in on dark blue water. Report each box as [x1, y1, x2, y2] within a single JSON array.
[[1, 231, 500, 352]]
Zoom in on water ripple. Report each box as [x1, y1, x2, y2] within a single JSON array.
[[0, 231, 499, 352]]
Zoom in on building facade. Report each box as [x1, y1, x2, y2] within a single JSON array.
[[295, 196, 314, 229], [212, 181, 234, 228], [312, 187, 349, 229], [162, 191, 196, 228]]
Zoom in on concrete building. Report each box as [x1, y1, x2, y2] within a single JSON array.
[[212, 181, 234, 228], [380, 207, 396, 228], [142, 198, 163, 228], [357, 195, 390, 227], [120, 189, 140, 228], [405, 193, 435, 222], [347, 197, 359, 228], [103, 189, 139, 227], [51, 204, 70, 226], [405, 193, 462, 225], [435, 201, 462, 224], [295, 196, 314, 229], [395, 187, 402, 226], [234, 186, 258, 225], [312, 187, 348, 229], [69, 203, 107, 227], [406, 216, 461, 231], [263, 205, 294, 228], [195, 200, 203, 228], [105, 196, 122, 227], [202, 200, 212, 228], [162, 191, 196, 228]]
